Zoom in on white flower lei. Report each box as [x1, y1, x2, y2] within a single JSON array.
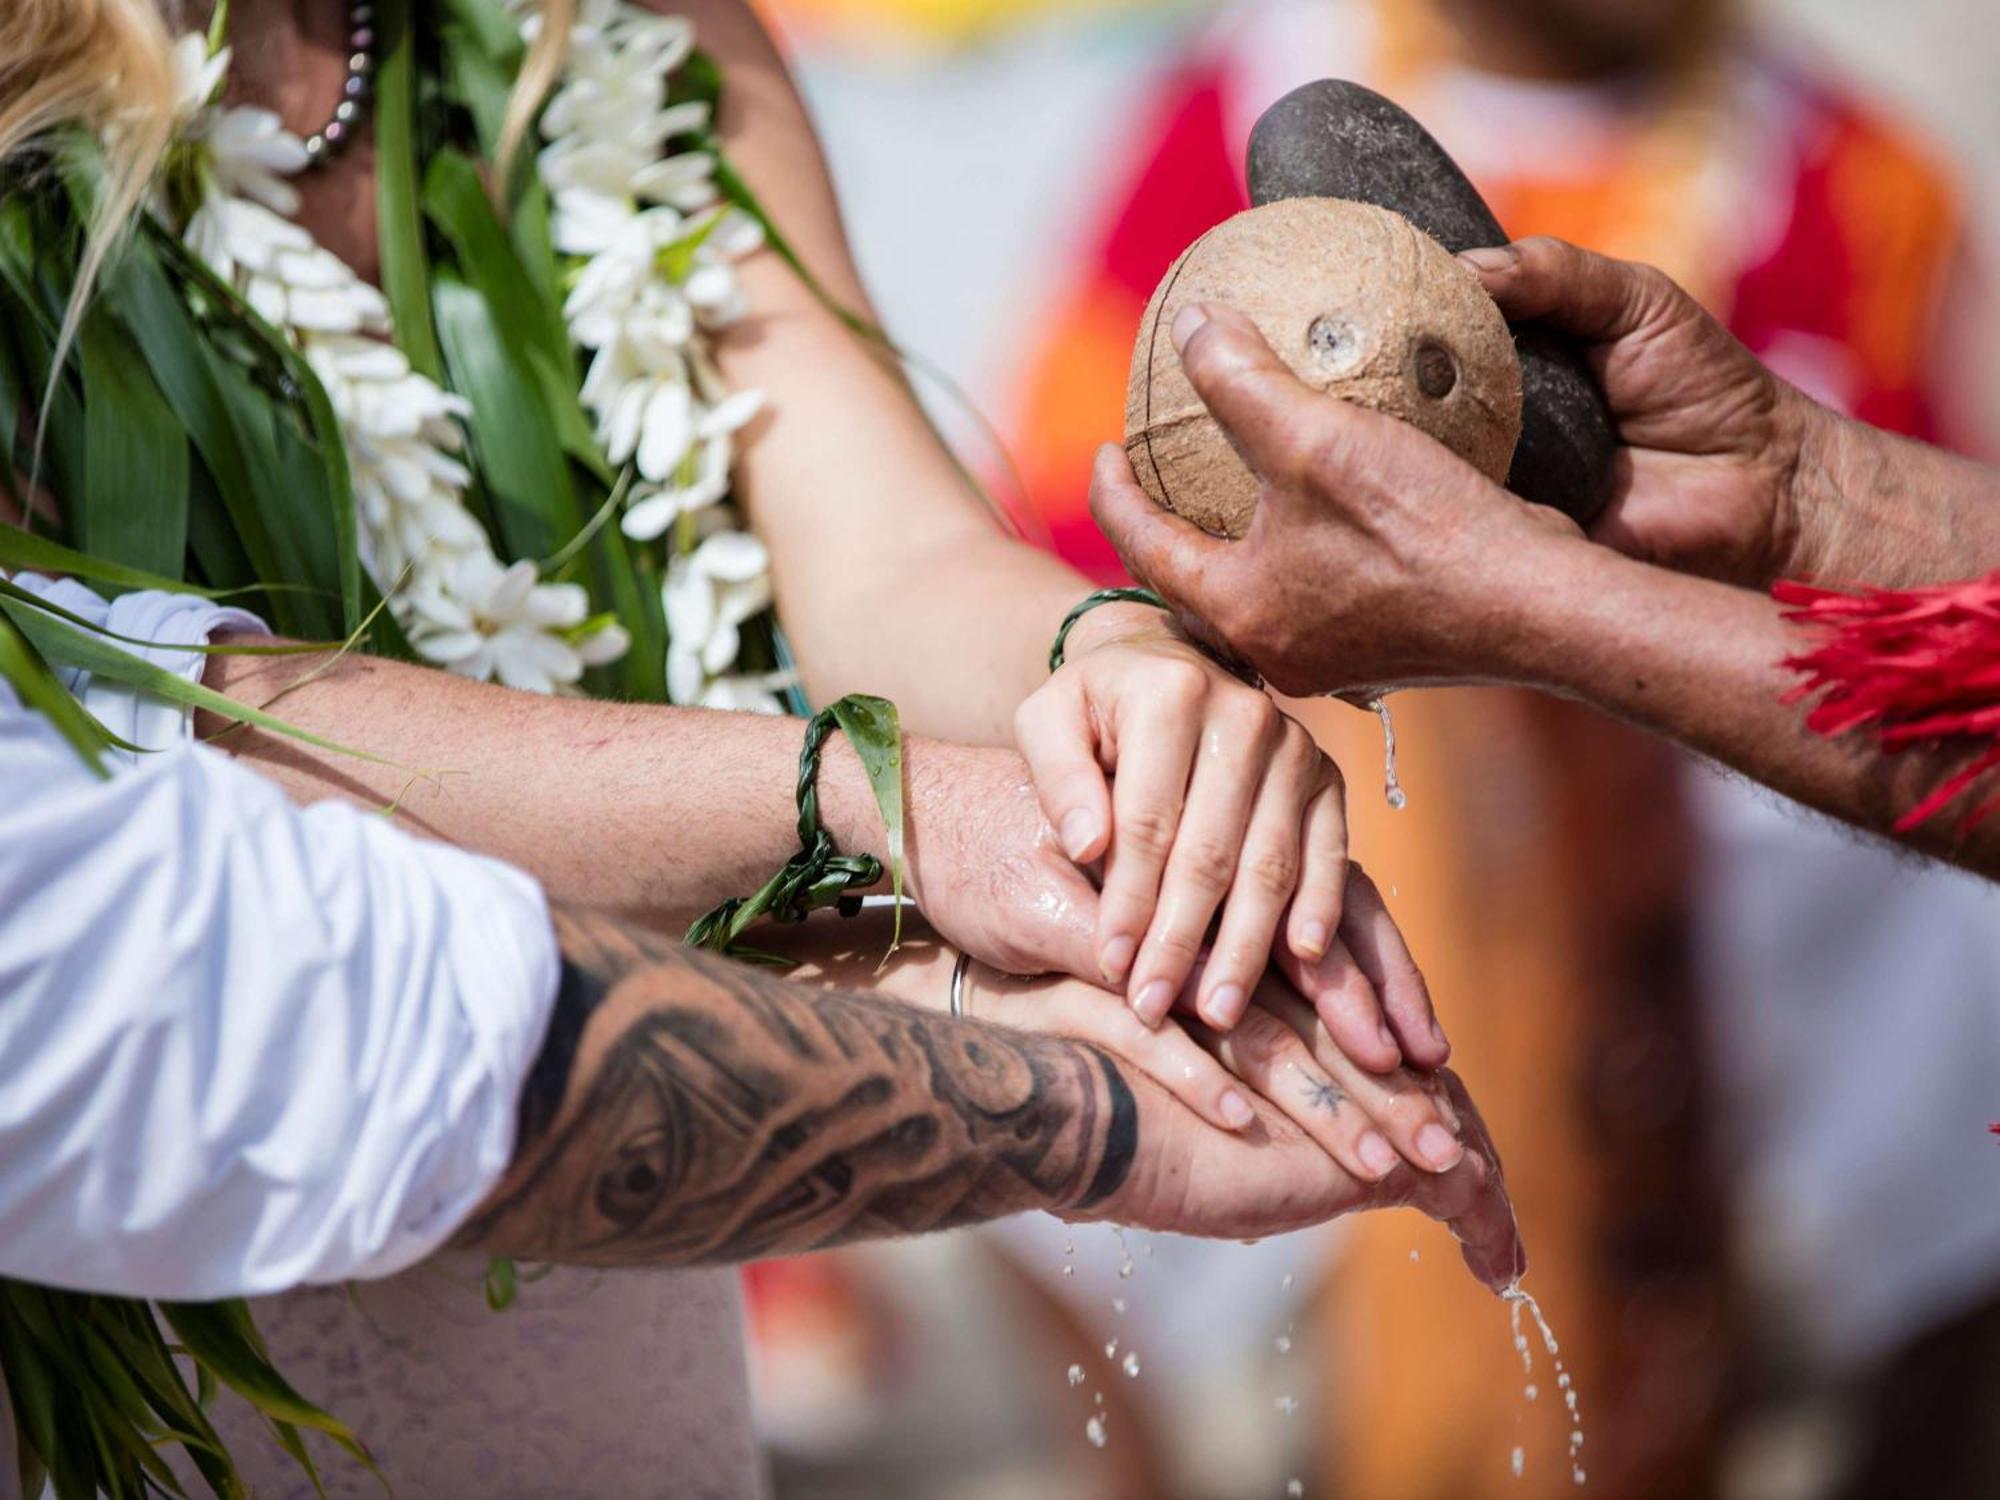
[[159, 6, 786, 709]]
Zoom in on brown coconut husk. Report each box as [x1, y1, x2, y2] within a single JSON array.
[[1125, 197, 1523, 539]]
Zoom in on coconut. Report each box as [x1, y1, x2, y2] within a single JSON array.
[[1124, 196, 1523, 539]]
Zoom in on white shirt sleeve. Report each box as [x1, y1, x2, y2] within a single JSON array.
[[0, 577, 561, 1299]]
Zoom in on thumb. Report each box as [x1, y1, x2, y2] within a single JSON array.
[[1460, 236, 1685, 348], [1019, 856, 1105, 982], [1169, 302, 1336, 490], [1013, 675, 1113, 864]]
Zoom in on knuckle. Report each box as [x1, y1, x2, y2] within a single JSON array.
[[1116, 803, 1180, 859], [1148, 920, 1207, 963], [1154, 658, 1211, 706], [1242, 842, 1301, 898], [1176, 836, 1242, 882], [1228, 1007, 1293, 1062]]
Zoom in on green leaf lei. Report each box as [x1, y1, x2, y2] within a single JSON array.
[[0, 3, 921, 1495]]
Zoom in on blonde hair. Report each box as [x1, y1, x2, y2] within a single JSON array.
[[0, 0, 573, 389], [0, 0, 181, 386]]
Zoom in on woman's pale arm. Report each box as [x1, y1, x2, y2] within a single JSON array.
[[658, 0, 1421, 1045], [671, 0, 1106, 740]]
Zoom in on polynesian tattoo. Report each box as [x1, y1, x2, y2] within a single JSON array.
[[457, 911, 1139, 1264]]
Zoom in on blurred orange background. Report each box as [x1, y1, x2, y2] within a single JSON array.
[[737, 3, 2000, 1497]]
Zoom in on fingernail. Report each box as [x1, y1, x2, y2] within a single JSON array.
[[1219, 1090, 1256, 1130], [1429, 1017, 1450, 1053], [1060, 808, 1101, 862], [1358, 1131, 1398, 1178], [1457, 245, 1517, 272], [1434, 1087, 1461, 1132], [1199, 984, 1245, 1028], [1170, 302, 1210, 351], [1102, 936, 1138, 986], [1294, 921, 1329, 959], [1133, 979, 1175, 1026], [1417, 1123, 1464, 1173]]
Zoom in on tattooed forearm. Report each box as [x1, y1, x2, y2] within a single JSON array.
[[458, 909, 1139, 1264]]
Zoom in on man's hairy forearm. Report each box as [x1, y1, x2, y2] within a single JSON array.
[[198, 644, 893, 925], [1500, 540, 2000, 876], [456, 910, 1138, 1265], [1790, 411, 2000, 589]]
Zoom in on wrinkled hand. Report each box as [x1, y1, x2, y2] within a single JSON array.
[[1089, 301, 1556, 699], [1464, 237, 1818, 587]]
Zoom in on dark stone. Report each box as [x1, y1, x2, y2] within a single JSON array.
[[1246, 78, 1615, 525]]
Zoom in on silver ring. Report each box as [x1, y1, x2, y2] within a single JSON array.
[[948, 950, 973, 1019]]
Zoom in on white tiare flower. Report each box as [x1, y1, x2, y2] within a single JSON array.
[[170, 34, 231, 127], [191, 106, 310, 214], [583, 333, 694, 482], [697, 670, 796, 716], [305, 336, 482, 582], [170, 37, 310, 215], [565, 241, 691, 350], [550, 187, 663, 259], [620, 387, 764, 541], [185, 197, 389, 333], [405, 554, 626, 694], [662, 530, 772, 705]]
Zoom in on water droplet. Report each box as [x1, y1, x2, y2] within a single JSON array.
[[1511, 1446, 1525, 1479], [1287, 1481, 1305, 1498], [1370, 698, 1406, 810], [1122, 1352, 1141, 1378], [1409, 1249, 1420, 1262], [1281, 1273, 1295, 1290], [1118, 1259, 1134, 1279], [1502, 1283, 1588, 1480], [1274, 1335, 1293, 1354], [1111, 1298, 1127, 1315], [1086, 1415, 1107, 1448], [1276, 1394, 1299, 1416], [1067, 1364, 1085, 1387], [1095, 1391, 1104, 1405], [1104, 1339, 1118, 1360], [1062, 1265, 1075, 1277]]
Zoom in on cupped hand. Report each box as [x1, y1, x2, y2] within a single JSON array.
[[1093, 1043, 1522, 1292], [1088, 301, 1558, 699], [964, 952, 1518, 1288], [1463, 237, 1819, 588], [1016, 604, 1380, 1038]]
